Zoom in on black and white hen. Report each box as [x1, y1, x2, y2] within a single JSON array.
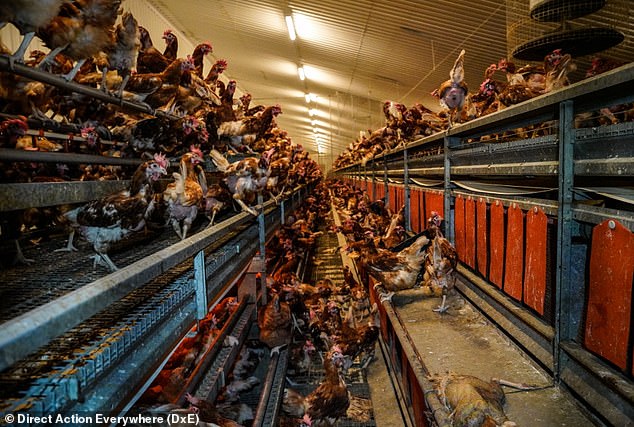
[[56, 153, 168, 271]]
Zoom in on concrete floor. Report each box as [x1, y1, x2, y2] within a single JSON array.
[[377, 285, 595, 426], [366, 338, 409, 426]]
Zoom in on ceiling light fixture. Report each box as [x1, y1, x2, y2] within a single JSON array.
[[298, 65, 305, 81], [305, 93, 311, 103], [285, 15, 297, 41]]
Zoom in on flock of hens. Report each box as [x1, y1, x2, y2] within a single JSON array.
[[334, 47, 632, 169], [131, 183, 378, 427], [133, 179, 521, 427], [0, 0, 322, 270], [1, 2, 630, 426]]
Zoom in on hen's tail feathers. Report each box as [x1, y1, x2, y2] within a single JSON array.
[[282, 388, 307, 418], [346, 395, 373, 422], [217, 120, 243, 137], [450, 49, 466, 84], [209, 149, 230, 172]]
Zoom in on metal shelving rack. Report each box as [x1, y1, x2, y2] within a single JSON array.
[[0, 51, 185, 212], [0, 187, 308, 417], [333, 62, 634, 426], [0, 47, 328, 423]]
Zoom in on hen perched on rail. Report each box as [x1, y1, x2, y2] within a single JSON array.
[[0, 0, 65, 64], [366, 232, 431, 294], [56, 153, 168, 271], [36, 0, 122, 81], [208, 148, 271, 216], [432, 49, 468, 127], [163, 146, 206, 240]]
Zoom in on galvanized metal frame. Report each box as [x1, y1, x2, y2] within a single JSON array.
[[403, 146, 411, 231], [332, 64, 634, 425], [0, 186, 310, 416], [555, 100, 576, 381], [0, 55, 180, 120], [0, 180, 132, 211]]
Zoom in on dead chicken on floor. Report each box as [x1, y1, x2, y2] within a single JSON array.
[[431, 372, 519, 427]]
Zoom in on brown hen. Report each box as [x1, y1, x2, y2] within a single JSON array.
[[258, 292, 292, 350]]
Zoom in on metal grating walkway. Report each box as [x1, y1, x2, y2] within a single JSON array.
[[295, 225, 377, 427]]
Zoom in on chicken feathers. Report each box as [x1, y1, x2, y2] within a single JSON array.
[[434, 49, 468, 127]]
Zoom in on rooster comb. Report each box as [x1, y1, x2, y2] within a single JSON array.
[[163, 29, 173, 36], [1, 117, 28, 131], [190, 145, 204, 158], [215, 59, 228, 68], [185, 115, 200, 126], [479, 78, 492, 93], [153, 152, 168, 169]]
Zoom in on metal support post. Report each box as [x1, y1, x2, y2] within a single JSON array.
[[444, 136, 455, 243], [257, 193, 267, 305], [371, 160, 376, 201], [404, 147, 411, 232], [280, 199, 285, 225], [193, 251, 208, 322], [554, 100, 575, 382], [384, 157, 389, 206]]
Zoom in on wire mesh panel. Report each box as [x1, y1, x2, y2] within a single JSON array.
[[506, 0, 630, 63]]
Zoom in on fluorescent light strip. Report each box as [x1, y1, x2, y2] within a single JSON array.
[[298, 66, 305, 80], [285, 15, 296, 41]]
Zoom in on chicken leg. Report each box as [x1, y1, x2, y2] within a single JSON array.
[[234, 197, 258, 216], [433, 294, 449, 313], [373, 282, 394, 304], [37, 45, 66, 72], [91, 251, 119, 272], [205, 210, 218, 228], [171, 219, 184, 240], [13, 239, 34, 264], [433, 272, 456, 313], [55, 230, 79, 253]]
